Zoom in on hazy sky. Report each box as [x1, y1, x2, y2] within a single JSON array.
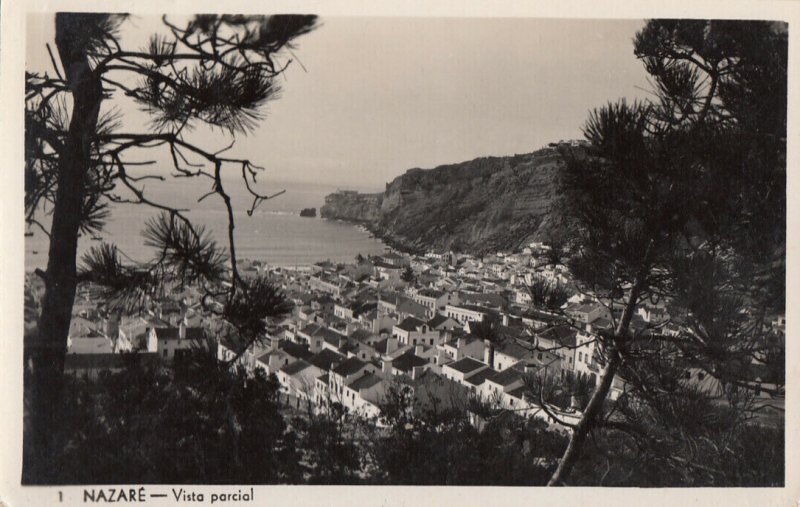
[[27, 16, 650, 189]]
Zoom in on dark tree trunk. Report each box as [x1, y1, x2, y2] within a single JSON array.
[[547, 270, 648, 486], [23, 14, 104, 483]]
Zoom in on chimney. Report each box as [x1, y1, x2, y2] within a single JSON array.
[[179, 320, 187, 340], [502, 313, 509, 327], [483, 342, 492, 367], [456, 337, 464, 350], [330, 361, 339, 373]]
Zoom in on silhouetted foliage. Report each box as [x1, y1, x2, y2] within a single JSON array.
[[23, 352, 300, 484], [364, 384, 568, 485], [24, 13, 317, 483], [548, 19, 786, 486]]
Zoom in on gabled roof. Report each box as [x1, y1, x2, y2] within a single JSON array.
[[280, 359, 312, 376], [256, 348, 288, 363], [506, 386, 528, 400], [397, 316, 426, 332], [488, 367, 525, 387], [308, 348, 346, 371], [445, 356, 486, 374], [391, 351, 428, 372], [298, 323, 325, 336], [279, 340, 313, 360], [323, 330, 347, 346], [347, 372, 384, 391], [427, 314, 454, 328], [464, 368, 498, 386], [497, 340, 534, 360], [591, 317, 613, 330], [539, 325, 578, 347], [332, 356, 368, 376]]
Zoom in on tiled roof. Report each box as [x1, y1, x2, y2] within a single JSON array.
[[332, 356, 367, 376], [489, 368, 525, 387], [256, 349, 287, 363], [397, 316, 425, 332], [506, 386, 528, 400], [280, 359, 312, 376], [347, 372, 384, 391], [391, 351, 428, 372], [298, 323, 324, 336], [464, 368, 498, 386], [279, 340, 313, 360], [497, 340, 533, 360], [427, 314, 454, 328], [539, 325, 578, 347], [308, 349, 346, 371], [445, 356, 487, 374]]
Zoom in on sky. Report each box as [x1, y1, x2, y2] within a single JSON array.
[[27, 15, 651, 189]]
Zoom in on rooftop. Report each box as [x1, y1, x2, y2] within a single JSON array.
[[391, 351, 428, 372], [280, 359, 312, 376], [308, 348, 346, 371], [332, 356, 368, 376], [489, 367, 525, 387], [396, 316, 426, 332], [427, 314, 452, 328], [445, 356, 487, 374], [464, 368, 498, 386], [347, 372, 384, 391]]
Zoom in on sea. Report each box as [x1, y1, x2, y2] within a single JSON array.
[[24, 176, 387, 272]]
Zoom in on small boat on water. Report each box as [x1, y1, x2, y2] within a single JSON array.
[[91, 235, 102, 241], [32, 250, 39, 254], [24, 232, 33, 237]]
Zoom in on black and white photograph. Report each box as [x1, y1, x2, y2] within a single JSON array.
[[1, 1, 797, 505]]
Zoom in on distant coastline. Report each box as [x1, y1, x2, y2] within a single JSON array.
[[25, 180, 388, 270], [320, 143, 582, 256]]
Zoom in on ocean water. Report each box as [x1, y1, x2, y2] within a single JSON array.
[[24, 177, 387, 271]]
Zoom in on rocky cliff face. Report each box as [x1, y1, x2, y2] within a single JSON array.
[[321, 191, 383, 223], [321, 146, 568, 255]]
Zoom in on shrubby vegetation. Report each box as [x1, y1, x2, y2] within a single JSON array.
[[32, 354, 781, 486]]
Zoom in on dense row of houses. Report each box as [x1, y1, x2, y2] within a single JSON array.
[[54, 242, 785, 430]]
